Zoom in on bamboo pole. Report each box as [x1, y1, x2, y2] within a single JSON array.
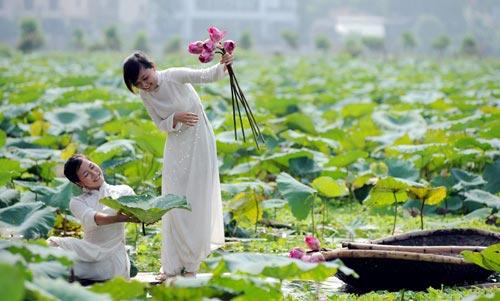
[[341, 242, 486, 254], [322, 249, 469, 265]]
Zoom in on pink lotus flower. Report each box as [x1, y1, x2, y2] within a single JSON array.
[[301, 255, 312, 263], [188, 41, 204, 54], [185, 25, 262, 149], [202, 39, 215, 53], [309, 253, 325, 263], [208, 26, 225, 43], [288, 247, 305, 259], [305, 235, 321, 251], [199, 50, 214, 63], [223, 40, 236, 54]]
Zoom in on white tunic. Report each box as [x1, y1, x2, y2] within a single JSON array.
[[47, 182, 134, 281], [139, 63, 226, 275]]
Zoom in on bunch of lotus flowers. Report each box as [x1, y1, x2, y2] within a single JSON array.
[[288, 235, 326, 263], [188, 26, 264, 149]]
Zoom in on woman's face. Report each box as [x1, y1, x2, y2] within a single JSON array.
[[76, 158, 104, 190], [135, 66, 158, 92]]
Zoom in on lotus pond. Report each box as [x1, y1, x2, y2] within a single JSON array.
[[0, 51, 499, 300]]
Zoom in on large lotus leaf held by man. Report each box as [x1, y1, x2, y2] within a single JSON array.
[[100, 194, 190, 224]]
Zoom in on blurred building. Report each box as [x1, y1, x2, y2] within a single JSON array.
[[0, 0, 149, 49], [3, 0, 497, 55], [0, 0, 298, 51], [311, 11, 386, 51], [334, 15, 385, 39], [153, 0, 299, 47]]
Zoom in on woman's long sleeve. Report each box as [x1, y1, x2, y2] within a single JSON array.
[[142, 96, 182, 133], [69, 198, 98, 231], [166, 63, 227, 84]]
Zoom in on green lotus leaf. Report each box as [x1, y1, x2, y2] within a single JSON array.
[[0, 130, 6, 148], [205, 252, 354, 282], [45, 108, 90, 132], [363, 177, 409, 207], [464, 189, 500, 209], [276, 172, 316, 220], [262, 148, 314, 167], [100, 194, 190, 224], [327, 150, 369, 167], [451, 168, 487, 188], [372, 110, 427, 133], [221, 180, 273, 197], [385, 157, 419, 181], [311, 176, 348, 198], [0, 240, 74, 266], [483, 160, 500, 194], [0, 202, 56, 239], [261, 198, 287, 209], [14, 180, 74, 213], [409, 185, 447, 204], [462, 244, 500, 272], [90, 277, 147, 301], [284, 112, 317, 134], [26, 277, 112, 301], [0, 158, 24, 186], [0, 262, 25, 301], [0, 188, 20, 208]]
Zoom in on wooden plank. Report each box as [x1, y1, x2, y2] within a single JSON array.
[[132, 272, 218, 284]]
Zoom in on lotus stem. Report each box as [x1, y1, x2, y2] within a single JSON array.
[[230, 70, 237, 140], [229, 69, 246, 142], [420, 200, 425, 230], [226, 64, 264, 149], [392, 192, 398, 235]]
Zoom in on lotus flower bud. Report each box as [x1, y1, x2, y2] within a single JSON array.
[[288, 247, 305, 259], [309, 253, 325, 263], [305, 235, 321, 251], [223, 40, 236, 54], [202, 39, 215, 53], [188, 41, 204, 54], [198, 50, 214, 63], [208, 26, 225, 43]]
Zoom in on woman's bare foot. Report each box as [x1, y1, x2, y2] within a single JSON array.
[[155, 272, 166, 282], [182, 271, 196, 278], [155, 272, 177, 283]]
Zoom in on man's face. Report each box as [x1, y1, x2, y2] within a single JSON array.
[[76, 158, 104, 190]]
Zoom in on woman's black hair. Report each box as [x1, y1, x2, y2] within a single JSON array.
[[64, 154, 86, 185], [123, 51, 155, 94]]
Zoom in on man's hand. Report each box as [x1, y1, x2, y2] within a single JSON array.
[[116, 212, 140, 223]]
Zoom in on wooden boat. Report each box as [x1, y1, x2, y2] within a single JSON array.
[[323, 228, 500, 291], [370, 228, 500, 247]]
